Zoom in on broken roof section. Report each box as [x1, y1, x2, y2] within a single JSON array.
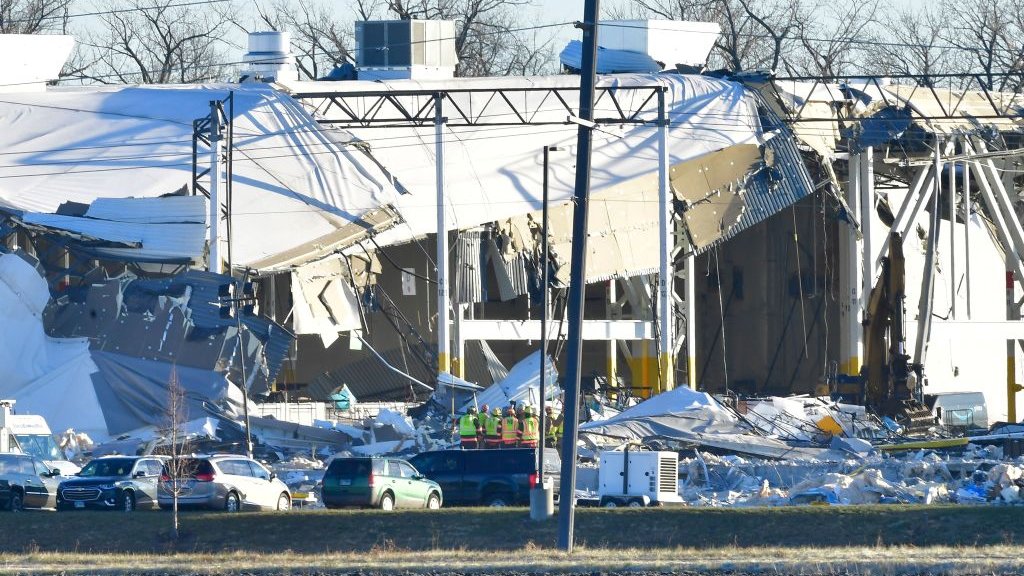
[[0, 83, 402, 271], [0, 250, 291, 441], [286, 73, 814, 265], [767, 77, 1024, 154]]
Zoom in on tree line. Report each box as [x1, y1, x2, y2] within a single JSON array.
[[3, 0, 1023, 89]]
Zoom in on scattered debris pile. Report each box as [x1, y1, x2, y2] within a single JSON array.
[[676, 443, 1024, 507]]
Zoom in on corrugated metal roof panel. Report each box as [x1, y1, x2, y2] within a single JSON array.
[[85, 196, 206, 224], [127, 269, 294, 391], [19, 204, 205, 262]]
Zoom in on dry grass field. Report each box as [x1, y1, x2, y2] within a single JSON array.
[[0, 506, 1020, 574]]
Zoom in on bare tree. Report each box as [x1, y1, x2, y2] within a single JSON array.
[[942, 0, 1024, 91], [78, 0, 234, 84], [862, 6, 954, 84], [610, 0, 805, 73], [248, 0, 355, 79], [163, 366, 193, 541], [0, 0, 73, 33], [787, 0, 878, 77]]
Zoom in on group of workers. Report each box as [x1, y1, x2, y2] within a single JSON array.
[[455, 403, 564, 450]]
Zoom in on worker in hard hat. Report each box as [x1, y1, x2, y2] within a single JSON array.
[[519, 405, 540, 448], [458, 406, 482, 449], [478, 403, 491, 446], [544, 405, 561, 448], [483, 405, 502, 449], [501, 405, 519, 448]]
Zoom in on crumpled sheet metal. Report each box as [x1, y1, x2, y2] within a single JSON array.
[[678, 444, 1023, 507], [580, 389, 854, 461]]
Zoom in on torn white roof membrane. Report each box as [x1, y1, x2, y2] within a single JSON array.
[[19, 196, 206, 262], [283, 74, 763, 251], [0, 83, 400, 270], [0, 253, 107, 439], [463, 350, 559, 412]]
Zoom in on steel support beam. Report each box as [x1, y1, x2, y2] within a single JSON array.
[[840, 153, 863, 377], [859, 147, 876, 316], [656, 88, 674, 392], [208, 100, 222, 274], [459, 319, 654, 340], [434, 96, 451, 377]]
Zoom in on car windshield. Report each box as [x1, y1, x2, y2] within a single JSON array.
[[78, 458, 136, 478], [13, 434, 65, 461]]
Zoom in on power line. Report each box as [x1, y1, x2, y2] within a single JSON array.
[[596, 20, 1024, 57], [1, 0, 231, 25]]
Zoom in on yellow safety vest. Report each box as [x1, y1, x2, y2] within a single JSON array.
[[484, 415, 501, 438], [546, 415, 559, 441], [521, 416, 539, 442], [459, 414, 478, 437], [501, 416, 519, 442]]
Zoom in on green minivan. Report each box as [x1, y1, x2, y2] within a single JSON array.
[[321, 457, 442, 511]]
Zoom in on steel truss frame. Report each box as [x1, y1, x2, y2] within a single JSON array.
[[771, 72, 1024, 122], [293, 86, 665, 128]]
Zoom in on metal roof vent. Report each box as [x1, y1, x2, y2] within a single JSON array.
[[242, 31, 297, 82]]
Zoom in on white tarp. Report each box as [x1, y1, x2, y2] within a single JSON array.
[[579, 387, 840, 460], [0, 35, 75, 93], [0, 83, 400, 271], [285, 74, 763, 255], [463, 350, 559, 412], [0, 253, 107, 439]]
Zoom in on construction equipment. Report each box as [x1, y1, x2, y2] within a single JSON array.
[[862, 233, 934, 434]]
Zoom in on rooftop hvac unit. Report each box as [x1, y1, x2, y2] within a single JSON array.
[[597, 20, 720, 70], [355, 20, 458, 80], [597, 449, 682, 507]]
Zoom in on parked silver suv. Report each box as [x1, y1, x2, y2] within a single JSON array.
[[158, 455, 291, 512]]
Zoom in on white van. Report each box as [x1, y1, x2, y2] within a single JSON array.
[[1, 402, 80, 475]]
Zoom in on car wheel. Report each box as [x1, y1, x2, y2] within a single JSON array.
[[379, 492, 395, 511], [224, 492, 241, 512], [8, 490, 23, 512], [627, 499, 644, 508], [277, 493, 291, 511], [602, 500, 618, 509], [427, 492, 441, 510], [484, 492, 510, 507], [120, 492, 136, 512]]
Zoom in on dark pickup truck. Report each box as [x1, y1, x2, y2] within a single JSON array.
[[408, 448, 560, 507]]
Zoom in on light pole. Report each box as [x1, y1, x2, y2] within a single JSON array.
[[218, 276, 257, 459], [532, 145, 560, 521]]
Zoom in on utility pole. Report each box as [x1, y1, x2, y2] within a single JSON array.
[[557, 0, 600, 553]]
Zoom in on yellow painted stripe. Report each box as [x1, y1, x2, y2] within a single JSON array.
[[839, 357, 861, 377], [1009, 355, 1017, 423]]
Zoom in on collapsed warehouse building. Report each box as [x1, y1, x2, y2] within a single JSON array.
[[1, 22, 1024, 454]]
